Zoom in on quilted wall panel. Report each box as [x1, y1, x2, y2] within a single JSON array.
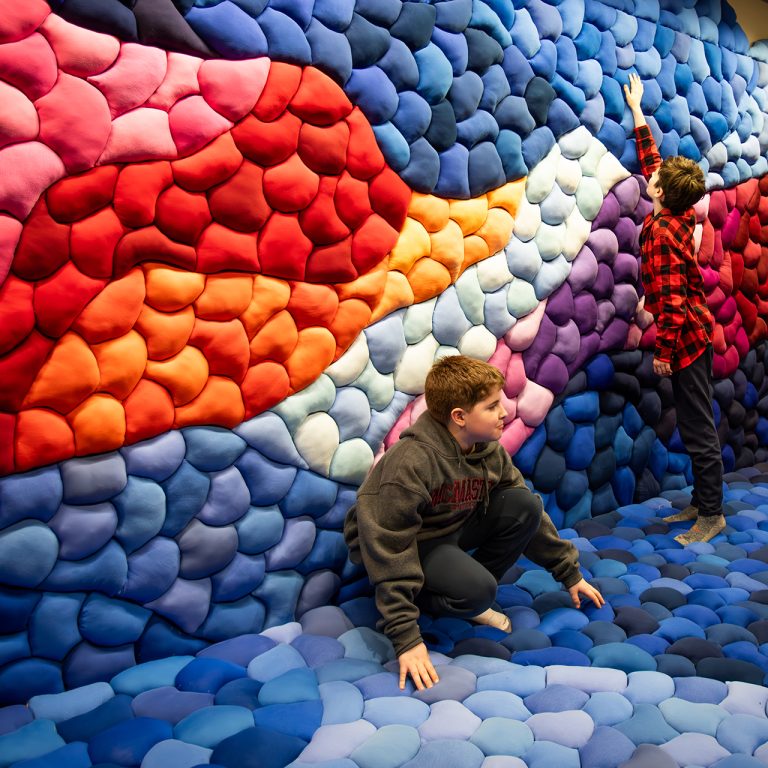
[[1, 0, 768, 704]]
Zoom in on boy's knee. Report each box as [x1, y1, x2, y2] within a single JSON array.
[[466, 570, 498, 614], [496, 488, 542, 531], [518, 491, 542, 528]]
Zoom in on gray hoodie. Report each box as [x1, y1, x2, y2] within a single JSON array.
[[344, 411, 582, 655]]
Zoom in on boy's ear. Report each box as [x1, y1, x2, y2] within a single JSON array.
[[449, 407, 466, 427]]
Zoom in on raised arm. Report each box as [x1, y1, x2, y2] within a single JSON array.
[[623, 72, 647, 128], [624, 73, 661, 179]]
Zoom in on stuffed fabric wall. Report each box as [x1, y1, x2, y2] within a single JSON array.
[[2, 0, 768, 706]]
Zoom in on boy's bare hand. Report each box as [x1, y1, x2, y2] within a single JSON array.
[[653, 357, 672, 377], [398, 642, 439, 691], [568, 578, 605, 609], [623, 72, 644, 110]]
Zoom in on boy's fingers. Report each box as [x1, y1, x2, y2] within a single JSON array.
[[417, 663, 433, 689], [589, 586, 605, 607], [410, 666, 425, 690]]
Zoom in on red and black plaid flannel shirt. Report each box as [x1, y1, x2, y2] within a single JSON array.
[[635, 124, 714, 371]]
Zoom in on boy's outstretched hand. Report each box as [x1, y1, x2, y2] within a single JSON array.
[[568, 578, 605, 609], [398, 642, 440, 691], [623, 72, 644, 110]]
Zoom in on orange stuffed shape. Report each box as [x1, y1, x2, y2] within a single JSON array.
[[68, 393, 126, 454], [91, 331, 147, 400], [23, 331, 100, 413], [135, 304, 196, 361], [145, 345, 209, 406]]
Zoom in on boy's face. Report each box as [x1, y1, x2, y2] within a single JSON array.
[[456, 387, 507, 444]]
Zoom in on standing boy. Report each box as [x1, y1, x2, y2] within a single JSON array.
[[624, 73, 725, 545], [344, 355, 604, 691]]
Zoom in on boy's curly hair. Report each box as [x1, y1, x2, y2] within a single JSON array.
[[658, 156, 706, 214], [425, 355, 505, 424]]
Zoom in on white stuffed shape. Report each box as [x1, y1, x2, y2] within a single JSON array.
[[454, 269, 487, 325], [325, 334, 370, 387], [393, 334, 440, 395], [330, 439, 375, 486], [294, 412, 340, 476]]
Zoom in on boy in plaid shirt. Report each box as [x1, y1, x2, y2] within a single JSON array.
[[625, 74, 724, 545]]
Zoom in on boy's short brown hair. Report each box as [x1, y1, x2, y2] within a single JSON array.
[[658, 156, 706, 214], [425, 355, 505, 424]]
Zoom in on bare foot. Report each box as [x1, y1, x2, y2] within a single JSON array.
[[470, 608, 512, 633]]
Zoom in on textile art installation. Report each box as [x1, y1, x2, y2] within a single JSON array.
[[4, 0, 768, 765]]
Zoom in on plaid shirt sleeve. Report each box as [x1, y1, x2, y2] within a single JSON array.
[[635, 124, 661, 179], [649, 227, 688, 364]]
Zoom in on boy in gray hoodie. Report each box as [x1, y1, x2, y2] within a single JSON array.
[[344, 355, 604, 691]]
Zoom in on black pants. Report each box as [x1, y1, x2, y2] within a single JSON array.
[[671, 345, 723, 517], [416, 487, 542, 618]]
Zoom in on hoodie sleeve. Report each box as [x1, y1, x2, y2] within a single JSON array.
[[523, 511, 582, 588], [495, 446, 528, 491], [354, 472, 431, 656]]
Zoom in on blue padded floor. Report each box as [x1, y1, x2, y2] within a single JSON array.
[[5, 469, 768, 767]]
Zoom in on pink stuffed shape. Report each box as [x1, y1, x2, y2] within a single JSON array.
[[488, 342, 511, 373], [0, 141, 65, 220], [499, 417, 534, 456], [693, 195, 709, 221], [734, 326, 749, 359], [39, 12, 119, 78], [502, 352, 527, 398], [721, 208, 741, 248], [35, 73, 111, 173], [146, 52, 202, 110], [0, 33, 57, 100], [516, 379, 554, 427], [624, 324, 642, 351], [707, 190, 728, 228], [198, 58, 270, 122], [714, 346, 739, 379], [700, 265, 719, 292], [384, 397, 424, 448], [169, 95, 233, 156], [0, 0, 48, 44], [88, 43, 167, 118], [99, 108, 178, 164], [0, 214, 22, 286], [504, 300, 547, 352], [0, 81, 38, 149], [716, 296, 737, 324]]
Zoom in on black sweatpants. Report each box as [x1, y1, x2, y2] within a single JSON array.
[[671, 345, 723, 517], [416, 487, 542, 618]]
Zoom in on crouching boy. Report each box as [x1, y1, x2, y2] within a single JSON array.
[[344, 355, 604, 691]]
